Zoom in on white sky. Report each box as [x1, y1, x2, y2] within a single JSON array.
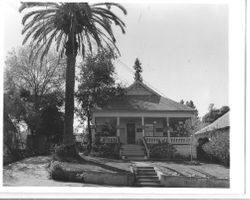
[[2, 1, 228, 117]]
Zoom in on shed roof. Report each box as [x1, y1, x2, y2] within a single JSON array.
[[195, 111, 230, 135]]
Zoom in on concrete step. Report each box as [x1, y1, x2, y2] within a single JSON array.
[[136, 177, 159, 182], [122, 149, 144, 151], [136, 175, 159, 179], [122, 153, 145, 156], [134, 182, 162, 187], [137, 168, 155, 171], [126, 156, 146, 161], [137, 171, 157, 175], [122, 148, 144, 151]]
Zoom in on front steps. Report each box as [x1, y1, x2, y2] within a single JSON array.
[[134, 166, 161, 187], [121, 144, 146, 161]]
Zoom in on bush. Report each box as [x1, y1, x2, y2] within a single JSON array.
[[49, 161, 83, 182], [54, 144, 78, 158], [91, 133, 120, 159], [202, 131, 229, 166], [148, 142, 177, 159], [92, 143, 120, 159]]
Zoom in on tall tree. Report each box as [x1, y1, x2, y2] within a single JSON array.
[[133, 58, 143, 82], [202, 105, 230, 124], [5, 46, 65, 108], [19, 3, 127, 153], [76, 50, 124, 153], [4, 46, 65, 148]]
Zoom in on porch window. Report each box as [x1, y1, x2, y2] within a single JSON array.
[[144, 124, 154, 136]]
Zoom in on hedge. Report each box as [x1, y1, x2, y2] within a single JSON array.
[[202, 130, 229, 166]]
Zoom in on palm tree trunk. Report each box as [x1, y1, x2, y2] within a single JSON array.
[[63, 37, 77, 146]]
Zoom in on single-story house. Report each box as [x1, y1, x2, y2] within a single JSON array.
[[194, 111, 230, 161], [195, 111, 230, 139], [92, 80, 197, 159]]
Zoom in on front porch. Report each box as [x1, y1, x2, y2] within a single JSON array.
[[92, 116, 193, 146]]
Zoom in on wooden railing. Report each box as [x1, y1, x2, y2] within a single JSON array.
[[145, 136, 190, 144], [170, 137, 190, 144], [99, 136, 118, 143], [145, 136, 168, 144]]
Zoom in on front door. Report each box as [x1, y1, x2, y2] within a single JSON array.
[[127, 123, 135, 144]]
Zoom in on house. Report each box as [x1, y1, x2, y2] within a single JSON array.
[[92, 80, 197, 159], [194, 111, 230, 161], [195, 111, 230, 142]]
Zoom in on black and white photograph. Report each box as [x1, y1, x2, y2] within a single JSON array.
[[0, 0, 248, 198]]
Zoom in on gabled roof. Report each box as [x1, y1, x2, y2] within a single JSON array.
[[195, 111, 230, 135], [94, 81, 194, 112]]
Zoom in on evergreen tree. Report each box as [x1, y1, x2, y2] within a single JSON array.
[[133, 58, 143, 82]]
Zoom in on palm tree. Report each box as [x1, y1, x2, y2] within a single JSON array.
[[19, 3, 126, 154]]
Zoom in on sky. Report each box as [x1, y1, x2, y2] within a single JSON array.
[[2, 1, 228, 117]]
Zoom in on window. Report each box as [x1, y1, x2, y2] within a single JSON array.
[[144, 124, 153, 136]]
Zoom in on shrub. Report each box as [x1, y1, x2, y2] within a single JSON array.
[[49, 161, 67, 181], [54, 144, 78, 158], [49, 161, 83, 182], [148, 142, 177, 159], [92, 143, 120, 159], [91, 132, 120, 159], [202, 130, 229, 166]]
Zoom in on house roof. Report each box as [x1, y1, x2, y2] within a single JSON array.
[[94, 81, 195, 112], [195, 111, 230, 135]]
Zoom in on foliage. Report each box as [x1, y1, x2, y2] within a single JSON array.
[[20, 2, 127, 147], [76, 49, 124, 111], [133, 58, 143, 82], [37, 104, 64, 143], [147, 142, 177, 159], [202, 104, 230, 124], [202, 131, 230, 166], [4, 46, 65, 153], [54, 144, 79, 158], [91, 133, 120, 159], [179, 99, 204, 133], [5, 46, 65, 97], [76, 49, 124, 152]]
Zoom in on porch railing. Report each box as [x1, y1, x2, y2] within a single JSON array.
[[99, 136, 118, 143], [145, 136, 190, 144], [171, 137, 190, 144]]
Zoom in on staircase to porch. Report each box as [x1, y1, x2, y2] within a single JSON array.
[[121, 144, 147, 161]]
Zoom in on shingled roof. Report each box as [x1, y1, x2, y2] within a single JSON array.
[[94, 81, 195, 112]]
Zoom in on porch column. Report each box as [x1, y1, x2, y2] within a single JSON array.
[[117, 117, 120, 137], [142, 116, 145, 137], [166, 117, 171, 143]]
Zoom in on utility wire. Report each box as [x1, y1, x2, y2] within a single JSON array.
[[115, 58, 168, 97]]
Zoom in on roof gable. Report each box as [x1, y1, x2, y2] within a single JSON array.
[[126, 81, 160, 96], [93, 81, 195, 112]]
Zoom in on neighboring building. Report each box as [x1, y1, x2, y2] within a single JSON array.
[[194, 111, 230, 161], [195, 111, 230, 139], [92, 80, 197, 159]]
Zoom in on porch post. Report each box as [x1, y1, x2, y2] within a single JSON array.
[[166, 117, 171, 143], [117, 117, 120, 137], [142, 116, 145, 137]]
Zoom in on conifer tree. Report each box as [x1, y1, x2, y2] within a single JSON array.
[[133, 58, 143, 82]]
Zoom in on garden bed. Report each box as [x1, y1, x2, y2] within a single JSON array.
[[50, 161, 134, 186]]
